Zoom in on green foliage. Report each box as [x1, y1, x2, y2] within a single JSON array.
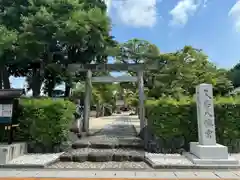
[[145, 97, 240, 152], [0, 25, 17, 58], [0, 0, 114, 96], [15, 98, 75, 150], [228, 62, 240, 88], [147, 46, 234, 98]]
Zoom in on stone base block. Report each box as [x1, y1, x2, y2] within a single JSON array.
[[184, 152, 239, 166], [0, 143, 27, 164], [185, 142, 239, 166], [190, 142, 228, 159]]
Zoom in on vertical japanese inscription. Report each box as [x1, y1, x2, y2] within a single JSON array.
[[196, 84, 216, 145], [203, 88, 215, 140]]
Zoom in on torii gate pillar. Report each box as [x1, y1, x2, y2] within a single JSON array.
[[83, 70, 92, 133], [138, 70, 145, 130]]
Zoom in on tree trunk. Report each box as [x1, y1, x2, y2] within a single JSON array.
[[47, 85, 53, 97], [96, 101, 101, 118], [46, 81, 55, 97], [32, 67, 41, 97], [0, 70, 3, 89], [64, 84, 71, 97], [136, 106, 139, 115], [101, 105, 105, 117], [2, 67, 10, 89], [64, 64, 71, 97]]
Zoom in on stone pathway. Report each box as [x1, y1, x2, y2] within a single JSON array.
[[94, 112, 139, 136], [55, 112, 145, 166], [71, 113, 143, 150], [89, 112, 140, 131]]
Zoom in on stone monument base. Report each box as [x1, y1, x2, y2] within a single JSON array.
[[190, 142, 228, 159], [184, 142, 239, 165], [0, 143, 27, 164]]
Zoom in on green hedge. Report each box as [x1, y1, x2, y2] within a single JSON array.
[[14, 98, 75, 152], [145, 96, 240, 153]]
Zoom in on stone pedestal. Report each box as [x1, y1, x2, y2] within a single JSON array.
[[0, 143, 27, 164], [186, 84, 239, 165], [190, 142, 228, 159]]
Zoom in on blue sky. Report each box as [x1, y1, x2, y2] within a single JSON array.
[[11, 0, 240, 89]]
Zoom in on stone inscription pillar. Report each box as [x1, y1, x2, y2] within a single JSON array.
[[196, 83, 216, 145], [185, 83, 238, 165]]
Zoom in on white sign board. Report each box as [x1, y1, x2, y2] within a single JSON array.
[[0, 104, 13, 117], [196, 84, 216, 145], [116, 100, 124, 106]]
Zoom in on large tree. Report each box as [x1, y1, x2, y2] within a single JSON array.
[[228, 62, 240, 89], [115, 39, 161, 96], [0, 0, 114, 96], [0, 0, 30, 89], [148, 46, 234, 98], [0, 25, 18, 89]]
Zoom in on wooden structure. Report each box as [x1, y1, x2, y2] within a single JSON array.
[[68, 63, 159, 134], [0, 89, 23, 144]]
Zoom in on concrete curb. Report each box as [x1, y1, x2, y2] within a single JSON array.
[[0, 169, 239, 179], [144, 156, 240, 169]]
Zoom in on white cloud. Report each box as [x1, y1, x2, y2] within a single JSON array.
[[169, 0, 199, 26], [108, 0, 159, 28], [229, 1, 240, 32], [203, 0, 208, 7]]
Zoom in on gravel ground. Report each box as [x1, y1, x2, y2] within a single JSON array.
[[48, 161, 151, 169]]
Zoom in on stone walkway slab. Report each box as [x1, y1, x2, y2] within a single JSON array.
[[145, 153, 193, 168], [2, 153, 62, 168], [145, 153, 240, 169]]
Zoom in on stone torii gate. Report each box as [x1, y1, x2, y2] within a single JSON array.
[[68, 63, 158, 133]]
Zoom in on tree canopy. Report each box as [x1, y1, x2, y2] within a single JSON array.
[[0, 0, 114, 96], [0, 0, 237, 113]]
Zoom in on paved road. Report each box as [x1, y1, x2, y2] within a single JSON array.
[[0, 169, 240, 179]]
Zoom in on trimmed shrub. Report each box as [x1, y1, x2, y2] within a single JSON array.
[[15, 98, 75, 153], [145, 96, 240, 153]]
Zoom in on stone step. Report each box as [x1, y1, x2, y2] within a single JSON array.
[[69, 127, 80, 133], [72, 135, 144, 149], [59, 148, 145, 162]]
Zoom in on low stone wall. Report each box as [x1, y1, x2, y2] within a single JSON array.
[[0, 143, 27, 164]]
